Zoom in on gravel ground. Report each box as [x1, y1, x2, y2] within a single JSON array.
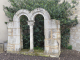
[[0, 49, 80, 60]]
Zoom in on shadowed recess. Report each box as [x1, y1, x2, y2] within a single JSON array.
[[34, 14, 44, 50], [20, 15, 30, 49]]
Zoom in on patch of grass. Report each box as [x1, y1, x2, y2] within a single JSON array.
[[20, 48, 45, 57], [67, 45, 72, 50], [20, 49, 29, 52], [34, 47, 44, 53], [34, 47, 44, 50]]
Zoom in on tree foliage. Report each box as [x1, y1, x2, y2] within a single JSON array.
[[4, 0, 78, 49]]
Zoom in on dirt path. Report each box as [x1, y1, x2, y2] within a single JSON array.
[[0, 49, 80, 60]]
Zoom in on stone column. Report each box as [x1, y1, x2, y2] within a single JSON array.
[[28, 21, 34, 51], [30, 25, 33, 50]]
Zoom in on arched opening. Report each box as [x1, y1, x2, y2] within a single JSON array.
[[34, 14, 44, 50], [20, 15, 30, 50]]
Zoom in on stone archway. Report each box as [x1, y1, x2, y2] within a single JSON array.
[[29, 8, 51, 53], [7, 8, 61, 57], [7, 9, 30, 52]]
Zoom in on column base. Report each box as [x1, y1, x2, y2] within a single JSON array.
[[28, 49, 34, 53]]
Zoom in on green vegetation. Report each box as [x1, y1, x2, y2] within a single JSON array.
[[67, 45, 72, 50], [4, 0, 78, 49], [20, 49, 45, 56]]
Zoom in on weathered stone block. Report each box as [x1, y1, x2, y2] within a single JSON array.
[[52, 33, 57, 38], [58, 25, 60, 28], [52, 49, 59, 54], [44, 20, 52, 29], [0, 43, 3, 52], [52, 29, 57, 33], [7, 22, 13, 28], [45, 40, 50, 46], [8, 33, 12, 36], [8, 36, 15, 44], [8, 29, 12, 33], [49, 30, 51, 38], [13, 16, 20, 22], [13, 22, 20, 28], [13, 29, 20, 35], [4, 42, 7, 51], [57, 34, 60, 38]]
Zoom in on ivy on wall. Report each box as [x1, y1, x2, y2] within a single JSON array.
[[4, 0, 78, 49]]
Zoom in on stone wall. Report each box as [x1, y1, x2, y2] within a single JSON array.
[[48, 20, 61, 57], [69, 0, 80, 51], [63, 0, 80, 52], [59, 0, 80, 52]]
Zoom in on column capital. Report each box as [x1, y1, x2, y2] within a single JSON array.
[[28, 20, 35, 26]]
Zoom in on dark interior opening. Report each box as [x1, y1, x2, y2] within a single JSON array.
[[34, 14, 44, 50], [20, 15, 30, 49]]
